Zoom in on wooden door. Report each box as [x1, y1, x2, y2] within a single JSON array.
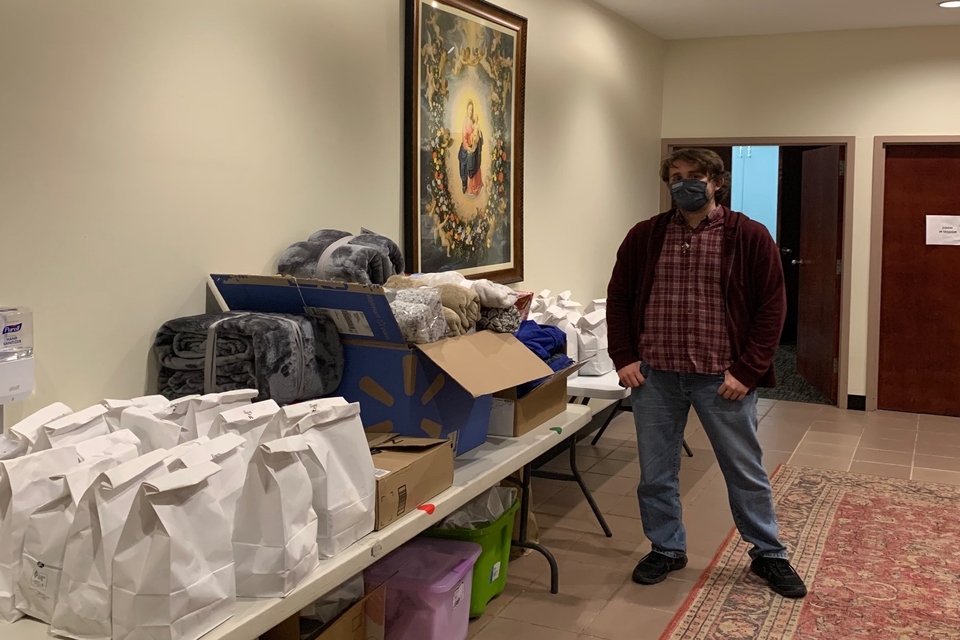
[[796, 146, 844, 404], [879, 145, 960, 416]]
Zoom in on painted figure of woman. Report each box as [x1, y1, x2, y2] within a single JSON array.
[[458, 100, 483, 196]]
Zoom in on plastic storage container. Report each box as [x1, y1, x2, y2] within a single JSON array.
[[423, 498, 520, 618], [365, 538, 481, 640]]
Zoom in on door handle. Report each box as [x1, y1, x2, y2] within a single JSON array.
[[792, 259, 805, 265]]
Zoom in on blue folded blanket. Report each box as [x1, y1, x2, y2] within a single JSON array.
[[514, 321, 573, 397]]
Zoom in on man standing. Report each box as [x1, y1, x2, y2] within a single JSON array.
[[606, 148, 807, 598]]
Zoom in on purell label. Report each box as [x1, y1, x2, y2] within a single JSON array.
[[2, 324, 21, 335]]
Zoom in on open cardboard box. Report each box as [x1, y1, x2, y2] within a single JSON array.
[[488, 361, 588, 438], [367, 434, 455, 530], [260, 582, 386, 640], [209, 274, 553, 455]]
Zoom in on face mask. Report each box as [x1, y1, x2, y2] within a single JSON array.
[[670, 179, 711, 212]]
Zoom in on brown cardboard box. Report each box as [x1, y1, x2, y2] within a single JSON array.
[[367, 434, 455, 530], [209, 274, 554, 456], [316, 583, 385, 640], [259, 583, 386, 640], [488, 362, 587, 438]]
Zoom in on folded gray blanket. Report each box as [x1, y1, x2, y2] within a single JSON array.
[[155, 312, 343, 404], [277, 230, 405, 285]]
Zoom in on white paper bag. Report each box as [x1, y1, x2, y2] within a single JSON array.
[[33, 405, 111, 452], [208, 399, 281, 470], [162, 437, 211, 470], [15, 453, 130, 623], [102, 396, 169, 431], [295, 400, 375, 558], [51, 448, 170, 640], [178, 433, 246, 532], [0, 446, 79, 622], [577, 310, 613, 376], [120, 406, 186, 453], [112, 461, 235, 640], [184, 389, 259, 440], [530, 289, 555, 315], [234, 435, 319, 597], [152, 395, 200, 426], [262, 400, 333, 443], [9, 402, 73, 453], [75, 430, 142, 463], [0, 434, 27, 461], [543, 305, 580, 362], [584, 299, 606, 315]]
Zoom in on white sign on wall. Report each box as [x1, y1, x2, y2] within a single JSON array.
[[926, 216, 960, 246]]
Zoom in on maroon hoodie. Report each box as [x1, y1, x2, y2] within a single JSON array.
[[606, 207, 785, 389]]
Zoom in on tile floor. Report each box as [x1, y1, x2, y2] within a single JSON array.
[[468, 399, 960, 639]]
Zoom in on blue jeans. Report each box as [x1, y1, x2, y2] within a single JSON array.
[[631, 365, 787, 560]]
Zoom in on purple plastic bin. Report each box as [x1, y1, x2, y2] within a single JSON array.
[[365, 538, 482, 640]]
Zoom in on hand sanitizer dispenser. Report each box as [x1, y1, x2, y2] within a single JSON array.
[[0, 307, 35, 405]]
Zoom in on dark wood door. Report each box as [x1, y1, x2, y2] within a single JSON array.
[[879, 145, 960, 416], [796, 146, 844, 404]]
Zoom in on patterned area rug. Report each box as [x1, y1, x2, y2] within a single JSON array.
[[661, 465, 960, 639]]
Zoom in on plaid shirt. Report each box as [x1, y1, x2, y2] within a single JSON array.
[[640, 207, 732, 375]]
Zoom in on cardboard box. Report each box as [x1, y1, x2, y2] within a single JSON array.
[[367, 434, 454, 530], [209, 275, 552, 455], [262, 582, 386, 640], [488, 362, 587, 438], [315, 582, 385, 640]]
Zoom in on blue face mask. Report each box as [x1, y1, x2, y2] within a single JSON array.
[[670, 179, 711, 212]]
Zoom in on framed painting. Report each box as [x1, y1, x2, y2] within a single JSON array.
[[404, 0, 527, 283]]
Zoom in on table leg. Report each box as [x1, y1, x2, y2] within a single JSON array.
[[683, 440, 694, 457], [512, 463, 559, 594], [533, 438, 614, 538], [590, 401, 623, 446]]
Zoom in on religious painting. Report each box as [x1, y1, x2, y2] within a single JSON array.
[[404, 0, 527, 283]]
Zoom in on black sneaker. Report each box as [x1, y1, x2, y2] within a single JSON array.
[[750, 557, 808, 598], [632, 551, 688, 585]]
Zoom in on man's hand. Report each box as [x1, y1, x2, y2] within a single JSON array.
[[718, 371, 749, 401], [618, 362, 646, 388]]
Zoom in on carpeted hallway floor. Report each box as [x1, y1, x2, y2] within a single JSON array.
[[757, 345, 831, 406]]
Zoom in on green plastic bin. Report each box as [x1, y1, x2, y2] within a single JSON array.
[[423, 498, 520, 618]]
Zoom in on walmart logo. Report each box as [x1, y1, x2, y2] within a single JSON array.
[[359, 355, 447, 438]]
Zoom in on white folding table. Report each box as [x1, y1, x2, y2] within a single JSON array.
[[567, 371, 694, 456], [10, 406, 592, 640]]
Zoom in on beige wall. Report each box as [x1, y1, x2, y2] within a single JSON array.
[[0, 0, 663, 423], [662, 25, 960, 396]]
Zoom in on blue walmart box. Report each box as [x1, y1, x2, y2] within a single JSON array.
[[208, 274, 552, 455]]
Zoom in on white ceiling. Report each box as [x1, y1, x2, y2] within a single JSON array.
[[594, 0, 960, 39]]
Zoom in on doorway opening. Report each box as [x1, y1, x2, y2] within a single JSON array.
[[662, 139, 854, 408]]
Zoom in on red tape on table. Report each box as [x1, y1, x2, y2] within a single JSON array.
[[418, 504, 436, 515]]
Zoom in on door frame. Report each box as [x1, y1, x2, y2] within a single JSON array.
[[661, 137, 856, 409], [866, 136, 960, 412]]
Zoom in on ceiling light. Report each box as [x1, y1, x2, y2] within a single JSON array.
[[939, 1, 960, 7]]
